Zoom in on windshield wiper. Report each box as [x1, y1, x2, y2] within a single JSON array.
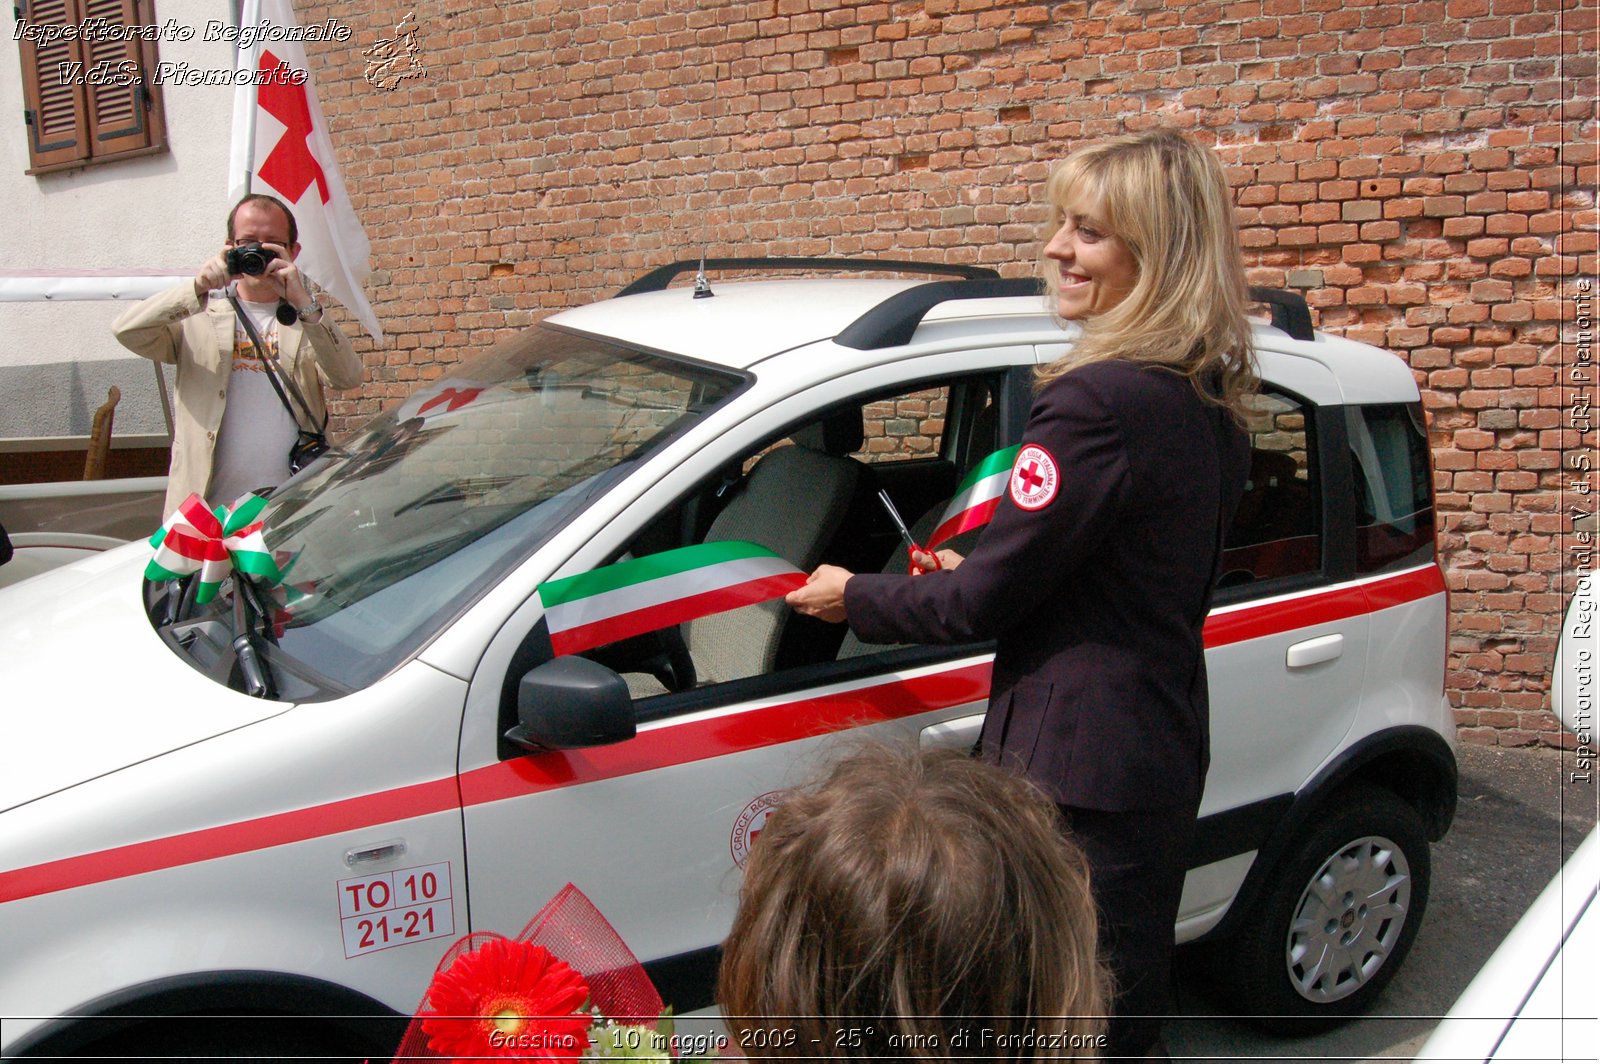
[[231, 578, 276, 699], [159, 572, 200, 626]]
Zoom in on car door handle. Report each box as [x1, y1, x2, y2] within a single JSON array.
[[344, 839, 407, 868], [920, 712, 985, 750], [1286, 634, 1344, 669]]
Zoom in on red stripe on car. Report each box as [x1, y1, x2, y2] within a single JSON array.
[[0, 778, 461, 905], [0, 566, 1444, 903], [458, 661, 994, 807], [1204, 564, 1443, 648]]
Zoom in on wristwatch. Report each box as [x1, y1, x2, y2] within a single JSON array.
[[296, 296, 323, 322]]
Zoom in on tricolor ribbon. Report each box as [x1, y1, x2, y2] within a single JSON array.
[[145, 493, 285, 605], [926, 445, 1021, 550], [538, 541, 807, 657]]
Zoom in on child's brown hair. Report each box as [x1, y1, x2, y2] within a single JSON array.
[[719, 744, 1109, 1062]]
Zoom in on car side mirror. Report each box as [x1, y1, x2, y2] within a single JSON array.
[[506, 656, 636, 752]]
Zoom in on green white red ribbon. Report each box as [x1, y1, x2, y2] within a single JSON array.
[[538, 541, 806, 656], [145, 492, 284, 604], [926, 445, 1020, 550]]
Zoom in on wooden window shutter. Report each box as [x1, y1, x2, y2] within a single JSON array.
[[18, 0, 89, 171], [17, 0, 167, 174], [82, 0, 162, 157]]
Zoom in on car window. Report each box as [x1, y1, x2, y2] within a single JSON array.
[[544, 374, 1008, 715], [859, 385, 948, 463], [1220, 389, 1323, 589], [156, 326, 744, 694], [1347, 402, 1435, 573]]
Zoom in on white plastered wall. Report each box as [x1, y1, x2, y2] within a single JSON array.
[[0, 1, 234, 442]]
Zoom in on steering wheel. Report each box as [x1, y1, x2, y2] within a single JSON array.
[[585, 624, 697, 693]]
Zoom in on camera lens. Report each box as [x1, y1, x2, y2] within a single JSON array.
[[227, 244, 277, 277]]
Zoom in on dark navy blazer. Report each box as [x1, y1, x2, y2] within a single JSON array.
[[845, 359, 1251, 812]]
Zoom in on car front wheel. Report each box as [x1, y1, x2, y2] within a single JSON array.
[[1225, 782, 1431, 1034]]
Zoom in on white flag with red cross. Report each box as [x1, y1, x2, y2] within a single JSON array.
[[227, 0, 383, 343], [393, 377, 496, 423]]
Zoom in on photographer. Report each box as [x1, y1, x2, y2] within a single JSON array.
[[114, 194, 362, 512]]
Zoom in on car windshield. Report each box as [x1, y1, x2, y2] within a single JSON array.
[[165, 325, 742, 693]]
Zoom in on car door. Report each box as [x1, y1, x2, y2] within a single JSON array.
[[455, 350, 1032, 1010], [1202, 380, 1375, 818], [1171, 354, 1389, 932]]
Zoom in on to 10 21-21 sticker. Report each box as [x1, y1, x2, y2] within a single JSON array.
[[337, 862, 455, 958]]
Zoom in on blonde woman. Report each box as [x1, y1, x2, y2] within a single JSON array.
[[719, 745, 1108, 1062], [788, 130, 1259, 1060]]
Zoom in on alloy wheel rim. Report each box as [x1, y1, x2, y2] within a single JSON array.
[[1284, 833, 1412, 1003]]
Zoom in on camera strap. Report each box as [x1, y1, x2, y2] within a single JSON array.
[[224, 284, 326, 436]]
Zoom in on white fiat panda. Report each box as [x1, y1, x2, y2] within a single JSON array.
[[0, 260, 1455, 1058]]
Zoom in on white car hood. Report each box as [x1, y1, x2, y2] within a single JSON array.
[[0, 543, 292, 813]]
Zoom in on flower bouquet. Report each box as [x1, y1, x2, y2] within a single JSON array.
[[392, 883, 711, 1063]]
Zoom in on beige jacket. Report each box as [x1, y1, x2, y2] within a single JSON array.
[[113, 282, 363, 513]]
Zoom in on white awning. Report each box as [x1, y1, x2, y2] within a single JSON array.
[[0, 270, 190, 301]]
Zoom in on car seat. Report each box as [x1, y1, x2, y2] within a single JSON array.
[[627, 410, 866, 694], [835, 398, 1001, 660], [1220, 448, 1315, 584]]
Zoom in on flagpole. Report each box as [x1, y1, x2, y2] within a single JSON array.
[[228, 0, 384, 343], [233, 0, 264, 195]]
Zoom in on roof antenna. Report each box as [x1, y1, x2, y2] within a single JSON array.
[[692, 252, 714, 299]]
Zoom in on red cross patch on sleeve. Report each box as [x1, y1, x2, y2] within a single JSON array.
[[1009, 444, 1060, 510]]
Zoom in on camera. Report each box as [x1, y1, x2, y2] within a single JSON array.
[[225, 242, 278, 277]]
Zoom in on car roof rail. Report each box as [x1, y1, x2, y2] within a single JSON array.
[[835, 277, 1045, 350], [615, 257, 1000, 297], [1248, 287, 1315, 342]]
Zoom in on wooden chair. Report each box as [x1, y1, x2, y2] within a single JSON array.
[[82, 385, 120, 480]]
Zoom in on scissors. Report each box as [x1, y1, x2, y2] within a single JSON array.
[[877, 489, 941, 575]]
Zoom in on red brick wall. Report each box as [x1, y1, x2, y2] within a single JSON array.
[[298, 0, 1596, 745]]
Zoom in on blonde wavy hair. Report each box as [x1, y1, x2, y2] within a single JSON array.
[[719, 745, 1109, 1063], [1038, 130, 1258, 414]]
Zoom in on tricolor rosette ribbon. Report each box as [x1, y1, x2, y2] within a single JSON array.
[[393, 883, 705, 1064], [537, 541, 807, 657], [926, 444, 1020, 551], [144, 492, 285, 605]]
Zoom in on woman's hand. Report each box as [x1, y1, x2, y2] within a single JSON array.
[[911, 548, 964, 573], [785, 564, 853, 624]]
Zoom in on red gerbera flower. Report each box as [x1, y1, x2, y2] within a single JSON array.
[[420, 937, 594, 1063]]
